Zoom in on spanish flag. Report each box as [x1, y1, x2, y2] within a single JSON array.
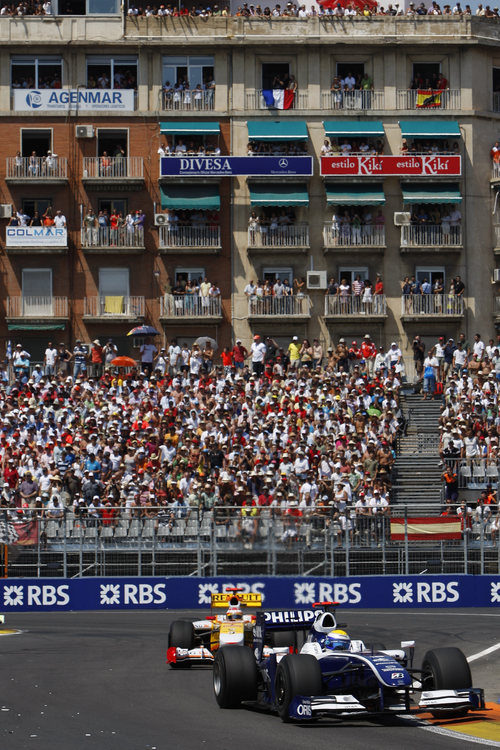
[[390, 516, 461, 541], [416, 89, 443, 108]]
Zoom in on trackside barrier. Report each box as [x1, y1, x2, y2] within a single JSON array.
[[0, 574, 499, 613]]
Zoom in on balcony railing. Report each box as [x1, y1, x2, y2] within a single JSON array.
[[245, 90, 308, 110], [161, 89, 215, 111], [7, 296, 68, 318], [248, 224, 309, 248], [401, 294, 465, 316], [84, 296, 145, 318], [6, 157, 67, 180], [401, 224, 462, 247], [82, 157, 143, 179], [324, 294, 387, 317], [323, 224, 385, 248], [321, 90, 384, 110], [80, 227, 144, 249], [493, 92, 500, 113], [160, 295, 222, 318], [396, 89, 461, 110], [248, 296, 311, 317], [494, 225, 500, 248], [494, 297, 500, 316], [159, 225, 220, 249], [492, 162, 500, 180]]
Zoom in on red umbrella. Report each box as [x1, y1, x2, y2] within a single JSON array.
[[110, 356, 137, 368], [318, 0, 377, 10]]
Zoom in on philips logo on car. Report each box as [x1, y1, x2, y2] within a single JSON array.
[[263, 609, 315, 625]]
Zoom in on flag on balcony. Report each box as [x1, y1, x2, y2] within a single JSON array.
[[416, 89, 443, 108], [262, 89, 295, 110], [0, 518, 38, 546], [390, 516, 462, 541]]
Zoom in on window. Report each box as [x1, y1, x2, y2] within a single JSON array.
[[412, 62, 441, 88], [415, 266, 445, 287], [338, 267, 369, 286], [261, 62, 290, 90], [175, 268, 205, 287], [162, 56, 214, 89], [99, 268, 130, 297], [22, 199, 52, 220], [336, 63, 365, 79], [98, 198, 127, 216], [86, 56, 137, 90], [60, 0, 118, 13], [22, 269, 52, 316], [263, 267, 293, 284], [21, 129, 52, 158], [494, 67, 500, 93], [11, 56, 62, 89], [96, 129, 128, 157]]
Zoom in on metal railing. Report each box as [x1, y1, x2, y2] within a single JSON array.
[[493, 92, 500, 113], [83, 296, 145, 318], [248, 295, 312, 316], [324, 294, 387, 316], [442, 457, 500, 489], [248, 224, 309, 248], [82, 157, 143, 179], [494, 297, 500, 316], [401, 224, 462, 247], [6, 296, 68, 318], [401, 294, 465, 316], [6, 156, 67, 179], [160, 294, 222, 318], [321, 89, 384, 110], [245, 90, 308, 110], [80, 226, 144, 248], [396, 89, 461, 110], [492, 162, 500, 180], [161, 88, 215, 111], [323, 224, 385, 248], [159, 225, 220, 249]]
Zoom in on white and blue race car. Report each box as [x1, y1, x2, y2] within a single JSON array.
[[213, 603, 484, 722]]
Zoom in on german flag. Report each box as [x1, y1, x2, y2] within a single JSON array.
[[416, 89, 443, 108], [390, 516, 461, 541]]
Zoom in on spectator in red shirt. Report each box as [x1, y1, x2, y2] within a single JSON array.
[[232, 339, 248, 369], [90, 339, 103, 378], [221, 347, 233, 374], [374, 273, 384, 295]]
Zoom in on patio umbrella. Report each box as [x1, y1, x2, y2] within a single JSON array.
[[194, 336, 218, 351], [110, 356, 137, 368], [127, 325, 161, 337]]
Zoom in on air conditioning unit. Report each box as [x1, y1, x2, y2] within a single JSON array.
[[154, 213, 168, 226], [394, 212, 411, 226], [494, 269, 500, 283], [75, 125, 94, 139], [307, 270, 327, 290], [0, 204, 12, 219]]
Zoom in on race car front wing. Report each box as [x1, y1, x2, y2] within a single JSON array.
[[167, 646, 214, 666]]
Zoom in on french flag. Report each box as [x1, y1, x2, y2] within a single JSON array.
[[262, 89, 295, 110]]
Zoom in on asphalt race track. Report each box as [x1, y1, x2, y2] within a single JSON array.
[[1, 609, 500, 750]]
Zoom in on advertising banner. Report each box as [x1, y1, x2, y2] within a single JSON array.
[[160, 155, 313, 177], [0, 575, 498, 612], [13, 89, 135, 112], [6, 227, 67, 248], [320, 154, 461, 177]]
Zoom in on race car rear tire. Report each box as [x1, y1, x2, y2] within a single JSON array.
[[421, 647, 472, 718], [275, 654, 322, 723], [168, 620, 195, 669], [213, 646, 258, 708], [270, 629, 308, 651]]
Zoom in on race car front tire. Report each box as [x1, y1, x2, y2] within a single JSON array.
[[168, 620, 195, 669], [421, 647, 472, 718], [275, 654, 322, 722], [213, 646, 258, 708]]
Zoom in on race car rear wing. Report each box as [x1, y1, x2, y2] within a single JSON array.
[[211, 592, 263, 608], [253, 609, 316, 660]]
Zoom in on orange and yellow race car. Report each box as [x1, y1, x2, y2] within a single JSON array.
[[166, 589, 262, 668]]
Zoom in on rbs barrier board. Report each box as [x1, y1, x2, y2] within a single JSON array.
[[160, 156, 313, 177], [0, 575, 499, 612], [320, 154, 462, 177]]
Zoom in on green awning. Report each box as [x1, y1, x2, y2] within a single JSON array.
[[399, 120, 461, 139], [249, 183, 309, 206], [159, 121, 220, 135], [401, 183, 462, 204], [247, 121, 308, 141], [323, 121, 384, 138], [326, 184, 385, 206], [7, 323, 65, 331], [160, 184, 220, 210]]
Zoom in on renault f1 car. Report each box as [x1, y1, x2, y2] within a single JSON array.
[[167, 589, 262, 668], [213, 603, 484, 722]]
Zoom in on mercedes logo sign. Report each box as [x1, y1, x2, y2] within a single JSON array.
[[279, 159, 288, 168]]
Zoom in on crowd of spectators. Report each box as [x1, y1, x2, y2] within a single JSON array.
[[248, 208, 303, 246], [158, 138, 220, 156], [329, 208, 385, 244], [401, 139, 460, 155], [321, 138, 384, 156], [247, 141, 307, 157], [8, 205, 66, 228], [324, 274, 386, 315], [162, 78, 215, 109], [164, 276, 221, 314], [406, 204, 462, 244], [82, 207, 144, 246], [87, 70, 137, 90]]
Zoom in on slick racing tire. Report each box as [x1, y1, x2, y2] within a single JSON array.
[[168, 620, 195, 669], [213, 646, 258, 708], [270, 629, 308, 651], [421, 647, 472, 718], [275, 654, 322, 723]]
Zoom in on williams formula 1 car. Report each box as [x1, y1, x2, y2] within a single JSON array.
[[167, 589, 262, 668], [213, 603, 484, 722]]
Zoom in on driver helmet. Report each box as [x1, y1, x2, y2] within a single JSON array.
[[324, 629, 351, 652], [227, 606, 243, 621]]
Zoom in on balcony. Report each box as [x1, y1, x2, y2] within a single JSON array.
[[494, 297, 500, 323], [401, 294, 465, 321], [159, 225, 220, 253], [6, 157, 68, 183], [396, 89, 461, 110], [493, 92, 500, 113], [324, 294, 387, 321], [400, 224, 462, 252], [161, 89, 215, 111], [492, 162, 500, 182], [160, 295, 222, 321], [245, 90, 308, 110], [323, 224, 385, 252], [83, 296, 145, 322], [248, 224, 309, 252], [80, 227, 144, 254], [321, 90, 384, 111], [247, 296, 311, 320], [82, 157, 144, 190], [6, 296, 68, 322]]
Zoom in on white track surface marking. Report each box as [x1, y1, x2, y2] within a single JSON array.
[[466, 642, 500, 662], [420, 724, 500, 747]]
